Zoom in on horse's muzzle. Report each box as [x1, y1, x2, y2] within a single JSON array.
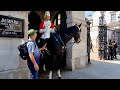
[[76, 39, 81, 43]]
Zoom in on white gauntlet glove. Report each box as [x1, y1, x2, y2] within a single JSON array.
[[50, 27, 56, 33]]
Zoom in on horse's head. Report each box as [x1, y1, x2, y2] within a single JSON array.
[[74, 23, 82, 43]]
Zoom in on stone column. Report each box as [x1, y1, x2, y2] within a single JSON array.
[[66, 11, 87, 71], [0, 11, 30, 79]]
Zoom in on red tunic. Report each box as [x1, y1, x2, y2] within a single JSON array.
[[39, 20, 55, 39], [39, 20, 54, 33]]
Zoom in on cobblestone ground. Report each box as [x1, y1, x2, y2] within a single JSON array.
[[39, 51, 120, 79]]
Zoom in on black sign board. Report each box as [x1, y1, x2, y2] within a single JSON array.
[[0, 15, 24, 38]]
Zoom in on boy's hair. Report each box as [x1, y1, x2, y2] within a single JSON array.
[[28, 29, 37, 36]]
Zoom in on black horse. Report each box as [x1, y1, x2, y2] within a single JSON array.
[[38, 23, 82, 79]]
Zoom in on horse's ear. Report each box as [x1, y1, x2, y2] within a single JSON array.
[[75, 23, 77, 26], [78, 23, 82, 28]]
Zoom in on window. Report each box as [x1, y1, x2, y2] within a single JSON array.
[[111, 13, 116, 22], [53, 13, 61, 26], [52, 11, 67, 30], [54, 19, 56, 26], [58, 14, 61, 25], [54, 14, 61, 25]]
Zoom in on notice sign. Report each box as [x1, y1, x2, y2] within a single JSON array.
[[0, 15, 24, 38]]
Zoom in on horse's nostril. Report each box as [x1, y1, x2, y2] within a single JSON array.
[[78, 40, 80, 43]]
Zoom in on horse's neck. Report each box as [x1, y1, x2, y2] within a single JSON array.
[[60, 27, 76, 44], [63, 33, 73, 44]]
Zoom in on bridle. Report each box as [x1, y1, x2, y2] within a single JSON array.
[[55, 24, 81, 49], [63, 33, 75, 49]]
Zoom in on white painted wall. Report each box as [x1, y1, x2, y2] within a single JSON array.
[[91, 11, 120, 48], [92, 11, 101, 26], [92, 11, 120, 26]]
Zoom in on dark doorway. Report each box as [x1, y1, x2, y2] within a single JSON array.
[[28, 11, 41, 47], [28, 11, 41, 30]]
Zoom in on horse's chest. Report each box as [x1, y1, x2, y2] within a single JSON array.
[[51, 36, 61, 47]]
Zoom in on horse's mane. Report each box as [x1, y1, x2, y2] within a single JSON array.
[[57, 25, 79, 43], [58, 26, 78, 36]]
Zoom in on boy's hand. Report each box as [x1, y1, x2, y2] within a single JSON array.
[[34, 63, 39, 71], [39, 44, 47, 51], [43, 44, 47, 50]]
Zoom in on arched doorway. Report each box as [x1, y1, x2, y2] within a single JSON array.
[[52, 11, 67, 69], [28, 11, 41, 30]]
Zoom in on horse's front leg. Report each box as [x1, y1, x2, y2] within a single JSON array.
[[43, 64, 46, 71], [57, 52, 64, 79], [57, 69, 61, 79], [48, 71, 52, 79], [42, 55, 47, 72]]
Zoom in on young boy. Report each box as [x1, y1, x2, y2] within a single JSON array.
[[27, 29, 47, 79]]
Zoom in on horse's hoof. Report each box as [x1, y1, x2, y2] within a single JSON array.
[[58, 77, 61, 79], [88, 62, 91, 64], [43, 70, 46, 72]]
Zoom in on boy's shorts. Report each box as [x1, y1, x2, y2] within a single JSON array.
[[27, 62, 38, 79]]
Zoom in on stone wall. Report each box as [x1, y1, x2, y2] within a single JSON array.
[[0, 11, 30, 79], [66, 11, 88, 71]]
